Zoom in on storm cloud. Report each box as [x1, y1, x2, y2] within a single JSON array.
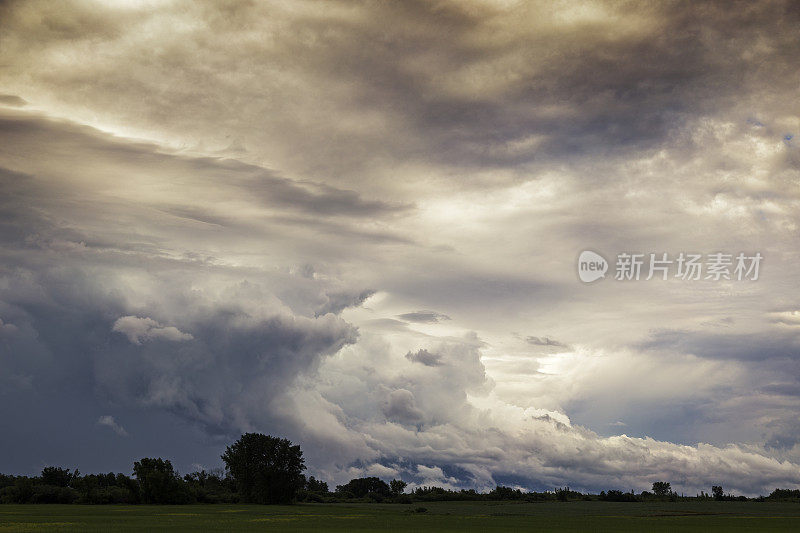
[[1, 0, 800, 496]]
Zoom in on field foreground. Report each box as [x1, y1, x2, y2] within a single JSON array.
[[2, 501, 800, 532]]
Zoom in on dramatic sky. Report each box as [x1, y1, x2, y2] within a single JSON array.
[[1, 0, 799, 495]]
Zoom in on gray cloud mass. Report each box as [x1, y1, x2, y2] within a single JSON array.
[[1, 0, 800, 496]]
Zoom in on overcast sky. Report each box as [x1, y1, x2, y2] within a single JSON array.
[[1, 0, 800, 495]]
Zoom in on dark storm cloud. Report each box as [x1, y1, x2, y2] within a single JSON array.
[[99, 307, 358, 435], [228, 0, 800, 170], [0, 210, 359, 443], [764, 416, 800, 451], [640, 329, 800, 362], [760, 382, 800, 396], [3, 0, 797, 190], [632, 328, 800, 455], [2, 0, 800, 494], [0, 107, 376, 472]]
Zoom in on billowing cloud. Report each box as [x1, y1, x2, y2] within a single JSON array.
[[112, 316, 193, 345], [382, 389, 424, 425], [101, 305, 359, 435], [413, 465, 461, 490]]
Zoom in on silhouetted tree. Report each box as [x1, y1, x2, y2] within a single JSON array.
[[390, 479, 407, 496], [335, 477, 390, 499], [221, 433, 306, 504], [184, 469, 237, 503], [41, 467, 78, 488], [652, 481, 671, 496], [71, 472, 138, 504], [712, 485, 724, 500], [601, 489, 639, 502], [306, 476, 329, 494], [491, 486, 524, 500], [768, 489, 800, 501], [555, 487, 571, 501], [133, 458, 190, 504]]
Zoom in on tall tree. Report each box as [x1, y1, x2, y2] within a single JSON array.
[[133, 458, 189, 504], [389, 479, 407, 496], [221, 433, 306, 504], [652, 481, 671, 496]]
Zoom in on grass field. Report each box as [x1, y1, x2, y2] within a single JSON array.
[[2, 501, 800, 532]]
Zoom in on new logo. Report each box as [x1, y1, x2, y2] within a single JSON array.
[[578, 250, 608, 283]]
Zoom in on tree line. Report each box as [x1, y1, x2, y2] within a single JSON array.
[[1, 433, 798, 504]]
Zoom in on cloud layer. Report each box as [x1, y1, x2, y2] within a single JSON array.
[[1, 0, 800, 495]]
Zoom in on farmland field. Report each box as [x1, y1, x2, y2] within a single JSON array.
[[2, 501, 800, 532]]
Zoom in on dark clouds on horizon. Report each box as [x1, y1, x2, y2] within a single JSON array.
[[1, 0, 800, 495]]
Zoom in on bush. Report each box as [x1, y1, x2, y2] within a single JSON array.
[[336, 477, 391, 499], [82, 486, 137, 504], [600, 490, 639, 502], [184, 470, 237, 504], [30, 485, 79, 504], [0, 486, 20, 504], [768, 489, 800, 501]]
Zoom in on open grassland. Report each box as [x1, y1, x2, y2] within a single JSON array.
[[2, 501, 800, 532]]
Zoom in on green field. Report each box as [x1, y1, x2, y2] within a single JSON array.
[[2, 501, 800, 532]]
